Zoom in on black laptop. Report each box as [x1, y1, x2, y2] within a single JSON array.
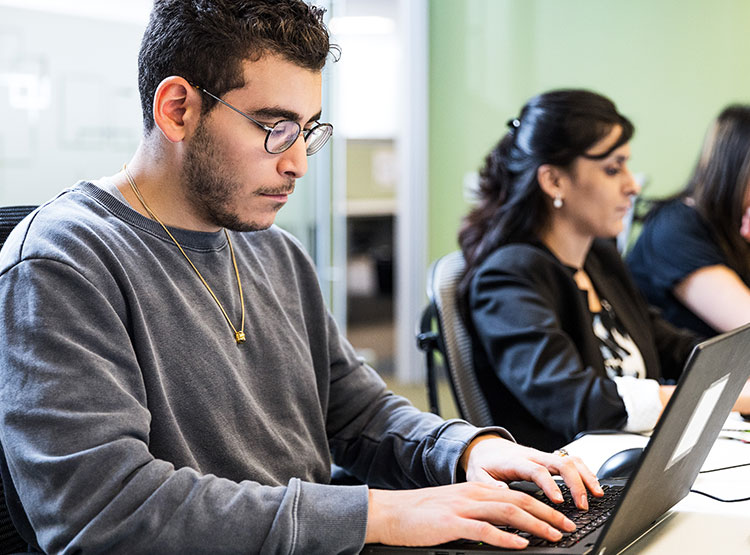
[[362, 322, 750, 555]]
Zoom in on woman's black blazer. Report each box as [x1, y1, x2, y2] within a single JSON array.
[[466, 238, 699, 451]]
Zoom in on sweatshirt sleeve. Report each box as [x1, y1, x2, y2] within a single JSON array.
[[0, 258, 367, 555], [322, 308, 514, 489]]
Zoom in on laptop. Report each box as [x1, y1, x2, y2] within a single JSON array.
[[361, 322, 750, 555]]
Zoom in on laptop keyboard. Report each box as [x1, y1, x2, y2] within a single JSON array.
[[512, 483, 624, 548]]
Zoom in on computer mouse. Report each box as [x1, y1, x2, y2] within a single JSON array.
[[596, 447, 644, 480]]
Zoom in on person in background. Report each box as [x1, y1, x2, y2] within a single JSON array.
[[0, 2, 604, 553], [457, 89, 750, 452], [627, 105, 750, 337]]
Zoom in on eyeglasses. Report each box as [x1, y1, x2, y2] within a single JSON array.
[[191, 83, 333, 156]]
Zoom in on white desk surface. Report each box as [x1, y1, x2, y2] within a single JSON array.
[[564, 413, 750, 554]]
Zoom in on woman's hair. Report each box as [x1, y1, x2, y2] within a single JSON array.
[[457, 89, 633, 315], [137, 0, 339, 133], [670, 105, 750, 281]]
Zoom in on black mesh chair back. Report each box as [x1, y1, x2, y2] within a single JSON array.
[[416, 251, 493, 426], [0, 474, 27, 555], [0, 205, 39, 554], [0, 206, 37, 250]]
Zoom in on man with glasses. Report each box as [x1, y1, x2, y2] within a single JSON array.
[[0, 1, 600, 553]]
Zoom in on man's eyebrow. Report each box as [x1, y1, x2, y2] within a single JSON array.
[[252, 107, 323, 124]]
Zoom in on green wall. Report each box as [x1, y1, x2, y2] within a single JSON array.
[[428, 0, 750, 261]]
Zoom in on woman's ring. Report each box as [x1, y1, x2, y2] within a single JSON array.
[[553, 448, 569, 457]]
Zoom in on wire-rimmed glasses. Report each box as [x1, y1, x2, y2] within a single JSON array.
[[191, 83, 333, 155]]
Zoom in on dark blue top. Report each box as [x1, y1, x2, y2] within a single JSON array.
[[627, 199, 725, 337]]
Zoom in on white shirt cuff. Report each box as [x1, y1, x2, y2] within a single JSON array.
[[613, 376, 662, 433]]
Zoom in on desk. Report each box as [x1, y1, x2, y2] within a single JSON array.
[[565, 413, 750, 554]]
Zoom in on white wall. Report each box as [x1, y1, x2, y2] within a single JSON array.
[[0, 6, 145, 205]]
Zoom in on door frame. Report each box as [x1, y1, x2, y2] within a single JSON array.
[[395, 0, 428, 383]]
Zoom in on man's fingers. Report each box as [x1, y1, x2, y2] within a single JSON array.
[[507, 453, 602, 511], [463, 488, 576, 540], [459, 519, 531, 550], [500, 492, 576, 536], [367, 483, 580, 549], [571, 457, 604, 497], [547, 454, 603, 510], [519, 462, 562, 503], [471, 466, 510, 487]]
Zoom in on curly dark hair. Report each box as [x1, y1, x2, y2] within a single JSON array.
[[137, 0, 339, 133], [457, 89, 634, 317]]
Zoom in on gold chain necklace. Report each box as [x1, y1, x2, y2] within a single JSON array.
[[123, 165, 246, 344]]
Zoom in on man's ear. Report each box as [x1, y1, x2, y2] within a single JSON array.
[[152, 76, 202, 143], [537, 163, 565, 201]]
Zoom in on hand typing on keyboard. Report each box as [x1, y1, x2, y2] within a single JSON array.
[[461, 435, 603, 511], [365, 435, 604, 550], [506, 483, 624, 548]]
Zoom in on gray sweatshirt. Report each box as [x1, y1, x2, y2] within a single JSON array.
[[0, 182, 504, 554]]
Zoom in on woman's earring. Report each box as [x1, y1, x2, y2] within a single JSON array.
[[553, 193, 563, 209]]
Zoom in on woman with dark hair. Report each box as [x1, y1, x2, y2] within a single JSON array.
[[458, 89, 707, 451], [627, 105, 750, 337]]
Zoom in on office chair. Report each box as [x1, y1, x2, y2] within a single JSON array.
[[0, 206, 37, 250], [0, 459, 29, 555], [0, 205, 38, 554], [416, 251, 494, 427]]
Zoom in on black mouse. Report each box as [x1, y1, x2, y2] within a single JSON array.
[[596, 447, 644, 479]]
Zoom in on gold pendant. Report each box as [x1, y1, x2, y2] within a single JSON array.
[[235, 331, 246, 344]]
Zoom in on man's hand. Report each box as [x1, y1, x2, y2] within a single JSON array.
[[364, 435, 603, 549], [460, 435, 603, 511], [365, 482, 576, 549]]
